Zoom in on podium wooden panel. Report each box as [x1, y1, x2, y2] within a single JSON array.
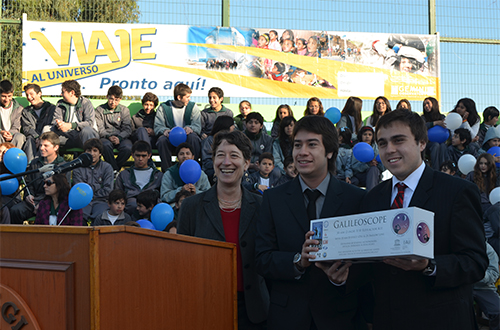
[[0, 225, 237, 330]]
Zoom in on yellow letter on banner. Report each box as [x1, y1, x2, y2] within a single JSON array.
[[131, 28, 156, 60]]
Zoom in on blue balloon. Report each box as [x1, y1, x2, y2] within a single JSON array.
[[325, 107, 341, 124], [353, 142, 375, 163], [487, 146, 500, 168], [376, 154, 381, 163], [151, 203, 174, 231], [68, 183, 93, 210], [169, 126, 187, 147], [0, 174, 19, 195], [137, 219, 156, 230], [427, 126, 449, 143], [179, 159, 202, 184], [3, 148, 28, 174]]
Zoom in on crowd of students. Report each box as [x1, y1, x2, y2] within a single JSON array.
[[1, 77, 499, 328]]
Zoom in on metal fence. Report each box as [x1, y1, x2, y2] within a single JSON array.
[[1, 0, 499, 113]]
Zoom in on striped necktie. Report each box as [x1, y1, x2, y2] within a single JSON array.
[[391, 183, 407, 209]]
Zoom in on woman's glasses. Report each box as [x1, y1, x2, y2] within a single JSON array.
[[44, 180, 54, 187]]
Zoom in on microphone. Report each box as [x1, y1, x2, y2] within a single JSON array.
[[42, 153, 93, 179]]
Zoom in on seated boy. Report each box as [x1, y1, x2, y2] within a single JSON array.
[[477, 106, 499, 146], [244, 112, 273, 173], [476, 125, 500, 164], [115, 140, 163, 215], [134, 189, 160, 221], [173, 189, 193, 221], [154, 83, 202, 171], [132, 92, 158, 147], [243, 152, 280, 192], [446, 128, 476, 164], [200, 87, 234, 139], [92, 189, 131, 226], [22, 83, 56, 162], [53, 79, 98, 150], [0, 80, 25, 149], [276, 156, 297, 186], [9, 132, 67, 224], [72, 138, 114, 221], [160, 142, 210, 204], [96, 85, 133, 172]]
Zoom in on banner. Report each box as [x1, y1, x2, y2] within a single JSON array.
[[22, 19, 440, 100]]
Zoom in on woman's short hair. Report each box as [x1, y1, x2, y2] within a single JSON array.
[[212, 130, 253, 161]]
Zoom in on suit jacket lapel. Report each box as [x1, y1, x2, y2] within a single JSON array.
[[285, 177, 310, 232], [203, 187, 226, 239], [409, 166, 433, 208]]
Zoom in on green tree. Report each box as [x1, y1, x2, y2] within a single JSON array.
[[1, 0, 140, 94]]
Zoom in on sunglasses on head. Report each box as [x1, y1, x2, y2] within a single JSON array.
[[44, 180, 54, 186]]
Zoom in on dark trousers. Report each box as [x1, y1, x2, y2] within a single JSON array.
[[101, 138, 133, 171]]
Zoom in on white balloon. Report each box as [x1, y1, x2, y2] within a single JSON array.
[[445, 112, 462, 131], [489, 187, 500, 205], [457, 154, 476, 175]]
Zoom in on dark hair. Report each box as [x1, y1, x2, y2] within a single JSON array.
[[246, 112, 264, 125], [422, 97, 441, 122], [132, 140, 152, 154], [107, 85, 123, 99], [273, 104, 293, 123], [283, 155, 294, 169], [338, 127, 353, 147], [293, 116, 338, 172], [83, 138, 103, 154], [483, 106, 499, 122], [370, 96, 392, 126], [453, 128, 471, 147], [208, 87, 224, 99], [61, 80, 81, 98], [175, 190, 193, 204], [278, 116, 296, 159], [212, 130, 253, 161], [142, 92, 159, 108], [473, 153, 497, 195], [258, 152, 274, 164], [136, 190, 159, 209], [165, 220, 178, 232], [375, 109, 428, 145], [174, 83, 192, 100], [108, 189, 127, 204], [175, 142, 194, 156], [39, 132, 60, 151], [304, 97, 324, 116], [280, 29, 295, 43], [23, 83, 42, 95], [440, 160, 457, 174], [51, 174, 71, 204], [341, 96, 363, 133], [396, 99, 412, 111], [452, 98, 480, 127], [0, 80, 14, 94], [210, 116, 234, 136], [274, 62, 286, 74], [358, 126, 375, 145]]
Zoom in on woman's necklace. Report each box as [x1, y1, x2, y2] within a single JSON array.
[[218, 196, 242, 213]]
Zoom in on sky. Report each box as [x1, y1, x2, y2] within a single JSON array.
[[136, 0, 499, 114]]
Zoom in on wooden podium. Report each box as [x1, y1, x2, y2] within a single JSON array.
[[0, 225, 237, 330]]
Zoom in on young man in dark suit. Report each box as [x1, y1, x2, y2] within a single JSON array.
[[361, 109, 488, 329], [255, 116, 366, 330]]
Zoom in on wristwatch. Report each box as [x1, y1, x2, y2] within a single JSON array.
[[422, 259, 436, 276], [293, 253, 305, 272]]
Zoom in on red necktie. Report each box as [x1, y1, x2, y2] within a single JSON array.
[[391, 183, 407, 209]]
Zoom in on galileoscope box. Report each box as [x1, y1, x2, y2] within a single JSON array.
[[309, 207, 434, 262]]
